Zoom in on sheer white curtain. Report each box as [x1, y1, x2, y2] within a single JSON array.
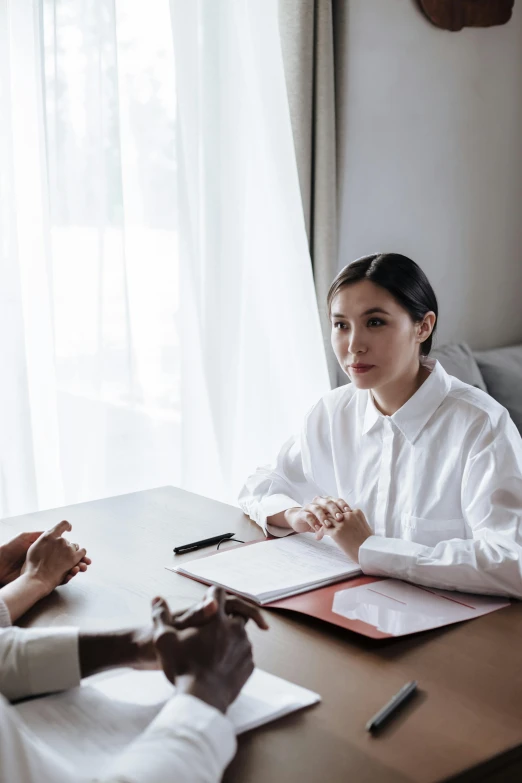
[[0, 0, 329, 518]]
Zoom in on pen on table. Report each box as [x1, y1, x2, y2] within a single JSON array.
[[173, 532, 235, 554], [366, 681, 418, 733]]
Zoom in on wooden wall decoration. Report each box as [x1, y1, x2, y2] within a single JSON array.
[[417, 0, 515, 31]]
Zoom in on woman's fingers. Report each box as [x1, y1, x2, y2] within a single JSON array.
[[314, 526, 327, 542], [316, 496, 346, 521], [308, 501, 342, 531], [301, 510, 322, 532], [300, 496, 353, 541], [308, 496, 352, 528], [308, 504, 332, 528], [324, 496, 352, 516]]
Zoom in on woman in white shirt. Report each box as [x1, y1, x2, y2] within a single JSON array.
[[239, 253, 522, 598]]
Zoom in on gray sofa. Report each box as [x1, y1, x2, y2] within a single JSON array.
[[432, 342, 522, 434]]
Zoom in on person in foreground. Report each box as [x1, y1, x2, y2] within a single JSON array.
[[0, 520, 91, 625], [0, 520, 267, 783], [239, 252, 522, 598], [0, 581, 266, 783]]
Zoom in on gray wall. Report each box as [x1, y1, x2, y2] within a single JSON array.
[[338, 0, 522, 350]]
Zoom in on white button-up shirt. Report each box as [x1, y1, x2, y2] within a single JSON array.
[[0, 599, 235, 783], [239, 359, 522, 598]]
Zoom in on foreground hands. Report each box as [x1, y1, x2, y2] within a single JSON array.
[[138, 587, 268, 713]]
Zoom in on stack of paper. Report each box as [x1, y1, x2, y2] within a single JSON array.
[[14, 668, 320, 779], [170, 532, 361, 604]]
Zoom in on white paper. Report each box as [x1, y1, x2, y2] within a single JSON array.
[[14, 668, 320, 778], [170, 533, 361, 603], [332, 579, 510, 636]]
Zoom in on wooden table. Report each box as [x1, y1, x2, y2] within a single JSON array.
[[1, 486, 522, 783]]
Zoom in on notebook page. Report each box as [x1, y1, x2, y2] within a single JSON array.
[[14, 669, 320, 778], [171, 533, 360, 602]]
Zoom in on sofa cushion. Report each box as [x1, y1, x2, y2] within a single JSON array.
[[474, 345, 522, 433], [431, 343, 488, 392]]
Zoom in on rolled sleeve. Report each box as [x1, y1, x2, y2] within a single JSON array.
[[0, 627, 80, 702], [359, 533, 522, 598], [261, 494, 300, 537], [102, 694, 236, 783], [238, 433, 309, 537], [359, 536, 427, 581]]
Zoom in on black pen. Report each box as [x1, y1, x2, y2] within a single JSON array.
[[173, 533, 235, 554], [366, 681, 418, 732]]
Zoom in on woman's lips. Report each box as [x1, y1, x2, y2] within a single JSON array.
[[349, 364, 375, 374]]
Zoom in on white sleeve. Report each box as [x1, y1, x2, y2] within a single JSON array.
[[0, 596, 11, 627], [238, 433, 308, 537], [238, 397, 337, 536], [0, 626, 81, 702], [99, 695, 236, 783], [0, 693, 236, 783], [359, 415, 522, 598], [0, 694, 77, 783]]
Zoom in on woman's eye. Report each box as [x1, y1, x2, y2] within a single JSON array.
[[368, 318, 384, 327], [333, 322, 348, 330]]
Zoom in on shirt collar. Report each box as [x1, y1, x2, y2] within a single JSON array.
[[361, 359, 452, 444]]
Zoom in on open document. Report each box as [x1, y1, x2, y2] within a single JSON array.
[[169, 533, 361, 604], [14, 668, 320, 780]]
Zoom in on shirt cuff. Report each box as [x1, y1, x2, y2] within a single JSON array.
[[258, 494, 301, 537], [0, 597, 11, 627], [359, 535, 428, 580], [22, 627, 81, 698], [105, 694, 236, 783]]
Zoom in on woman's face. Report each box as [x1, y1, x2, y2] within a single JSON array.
[[330, 279, 430, 391]]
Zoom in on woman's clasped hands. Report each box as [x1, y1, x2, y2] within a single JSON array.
[[284, 496, 373, 563]]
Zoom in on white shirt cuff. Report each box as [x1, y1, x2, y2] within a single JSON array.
[[359, 535, 428, 580], [104, 694, 236, 783], [258, 494, 300, 537], [13, 627, 80, 700]]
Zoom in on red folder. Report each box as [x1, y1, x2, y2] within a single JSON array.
[[267, 575, 393, 639]]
